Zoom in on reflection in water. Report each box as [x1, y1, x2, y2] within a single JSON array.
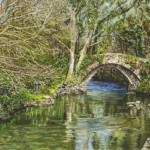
[[0, 81, 150, 150]]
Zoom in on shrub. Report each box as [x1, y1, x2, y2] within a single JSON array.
[[11, 88, 32, 102]]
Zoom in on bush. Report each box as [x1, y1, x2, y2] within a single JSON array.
[[136, 59, 150, 93], [11, 88, 32, 102], [136, 78, 150, 93], [0, 95, 11, 104]]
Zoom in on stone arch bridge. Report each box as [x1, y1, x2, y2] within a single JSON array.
[[80, 53, 148, 91]]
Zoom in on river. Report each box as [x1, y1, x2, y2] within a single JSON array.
[[0, 81, 150, 150]]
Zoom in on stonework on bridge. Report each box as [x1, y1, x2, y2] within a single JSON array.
[[80, 53, 148, 91]]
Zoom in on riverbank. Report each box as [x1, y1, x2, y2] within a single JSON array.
[[136, 92, 150, 97], [0, 83, 87, 122], [1, 81, 150, 123]]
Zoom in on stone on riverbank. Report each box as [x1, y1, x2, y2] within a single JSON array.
[[56, 83, 87, 96], [142, 137, 150, 150]]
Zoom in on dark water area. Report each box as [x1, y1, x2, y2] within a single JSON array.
[[0, 81, 150, 150]]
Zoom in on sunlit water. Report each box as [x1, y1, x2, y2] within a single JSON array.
[[0, 81, 150, 150]]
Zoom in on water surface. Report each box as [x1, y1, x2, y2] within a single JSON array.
[[0, 81, 150, 150]]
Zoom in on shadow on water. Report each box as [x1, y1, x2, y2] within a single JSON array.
[[0, 81, 150, 150]]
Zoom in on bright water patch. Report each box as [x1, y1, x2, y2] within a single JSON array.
[[86, 81, 127, 102], [87, 81, 127, 92]]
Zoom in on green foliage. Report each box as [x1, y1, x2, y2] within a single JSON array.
[[77, 55, 94, 75], [136, 78, 150, 93], [11, 88, 44, 102], [0, 72, 13, 88], [50, 57, 68, 78], [0, 0, 149, 106], [140, 60, 150, 76], [11, 88, 33, 101], [146, 61, 150, 70], [0, 95, 11, 104], [108, 1, 150, 58], [137, 60, 150, 93], [97, 38, 111, 54]]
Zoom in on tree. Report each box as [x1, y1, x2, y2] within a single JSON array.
[[65, 0, 138, 80], [0, 0, 149, 88], [0, 0, 70, 87], [107, 0, 150, 57]]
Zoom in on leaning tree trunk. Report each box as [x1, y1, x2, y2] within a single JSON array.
[[75, 22, 99, 71], [76, 29, 94, 71]]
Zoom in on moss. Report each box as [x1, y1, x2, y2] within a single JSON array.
[[29, 94, 45, 101], [94, 54, 104, 63], [123, 55, 138, 64], [48, 80, 63, 95], [49, 88, 56, 95]]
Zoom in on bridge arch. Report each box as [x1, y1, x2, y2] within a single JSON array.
[[81, 63, 140, 90], [80, 53, 147, 91]]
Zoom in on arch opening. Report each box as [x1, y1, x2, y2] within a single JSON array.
[[81, 63, 140, 91], [92, 65, 129, 85]]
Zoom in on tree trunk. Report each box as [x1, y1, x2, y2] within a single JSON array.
[[66, 12, 78, 80], [76, 29, 94, 71], [0, 0, 7, 13], [67, 49, 75, 79], [76, 22, 99, 71]]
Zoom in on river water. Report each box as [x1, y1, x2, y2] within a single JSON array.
[[0, 81, 150, 150]]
